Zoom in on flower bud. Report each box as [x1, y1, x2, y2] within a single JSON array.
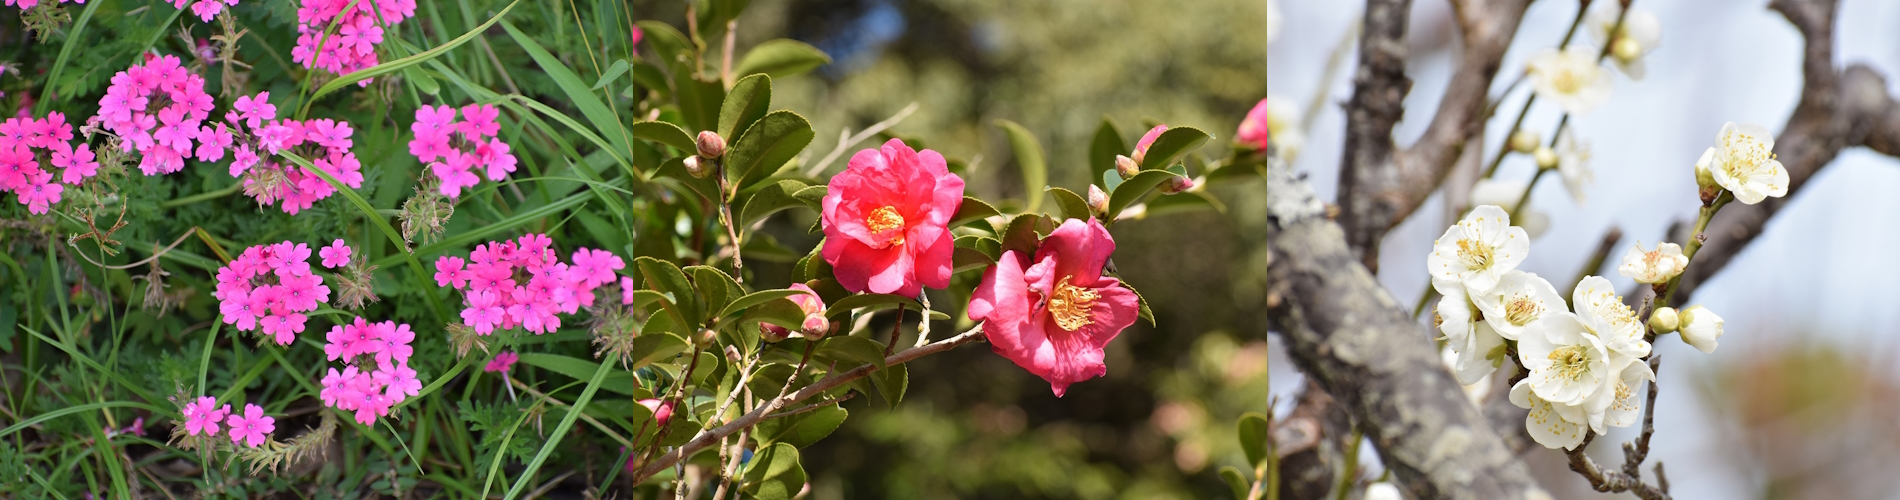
[[1533, 146, 1559, 170], [1509, 130, 1542, 154], [1648, 306, 1679, 333], [693, 328, 718, 349], [1694, 157, 1722, 205], [800, 314, 830, 339], [1160, 175, 1197, 194], [1612, 37, 1643, 62], [760, 323, 792, 343], [1677, 305, 1724, 353], [1114, 154, 1139, 179], [683, 155, 711, 178], [638, 398, 675, 427], [696, 130, 726, 159], [1087, 184, 1109, 215]]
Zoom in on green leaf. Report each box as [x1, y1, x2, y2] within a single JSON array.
[[629, 120, 697, 153], [738, 179, 814, 229], [949, 196, 1001, 229], [792, 185, 826, 208], [1103, 168, 1126, 194], [637, 257, 703, 327], [1139, 126, 1212, 171], [505, 359, 616, 499], [999, 213, 1048, 258], [740, 297, 808, 333], [725, 111, 815, 190], [734, 39, 832, 79], [592, 59, 631, 90], [35, 0, 102, 114], [953, 247, 996, 274], [657, 156, 721, 204], [1089, 117, 1128, 182], [719, 74, 773, 141], [823, 294, 923, 320], [309, 0, 521, 106], [501, 19, 635, 159], [754, 406, 846, 448], [675, 73, 725, 133], [1046, 186, 1092, 221], [815, 336, 886, 369], [719, 289, 811, 319], [686, 265, 741, 319], [636, 20, 695, 75], [1219, 466, 1251, 500], [1238, 412, 1272, 469], [627, 61, 671, 97], [1121, 278, 1157, 326], [870, 362, 908, 407], [995, 119, 1048, 213], [742, 443, 807, 500], [515, 353, 639, 396], [1107, 170, 1180, 220], [1144, 190, 1226, 217], [623, 289, 671, 311], [403, 67, 441, 95]]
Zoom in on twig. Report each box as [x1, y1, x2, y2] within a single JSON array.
[[68, 227, 198, 270], [526, 469, 577, 499], [804, 103, 921, 176], [509, 378, 635, 449], [1566, 226, 1624, 293], [765, 393, 855, 419]]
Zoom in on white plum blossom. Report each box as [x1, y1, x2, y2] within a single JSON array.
[[1519, 311, 1613, 406], [1556, 129, 1593, 204], [1509, 378, 1589, 450], [1428, 205, 1529, 293], [1470, 179, 1549, 239], [1471, 270, 1566, 341], [1573, 276, 1651, 362], [1527, 46, 1614, 115], [1697, 122, 1789, 204], [1435, 282, 1507, 386], [1442, 347, 1493, 405], [1597, 358, 1655, 431], [1617, 242, 1688, 284], [1364, 482, 1402, 500], [1678, 305, 1725, 353], [1588, 3, 1663, 80]]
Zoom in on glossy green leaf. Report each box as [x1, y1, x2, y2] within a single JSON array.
[[637, 257, 702, 327], [950, 196, 1001, 228], [630, 121, 696, 153], [742, 442, 807, 500], [754, 405, 846, 448], [793, 185, 827, 208], [1089, 117, 1128, 181], [1139, 126, 1212, 171], [738, 179, 814, 229], [999, 213, 1048, 258], [815, 336, 886, 369], [718, 289, 812, 319], [1219, 466, 1251, 500], [1047, 186, 1092, 221], [1238, 412, 1271, 469], [636, 20, 695, 75], [725, 111, 815, 189], [657, 156, 720, 204], [1107, 170, 1179, 220], [871, 362, 908, 407], [735, 39, 832, 79], [1144, 190, 1226, 217], [686, 265, 740, 318], [675, 73, 725, 133], [823, 293, 923, 320], [719, 74, 773, 140], [995, 119, 1048, 213]]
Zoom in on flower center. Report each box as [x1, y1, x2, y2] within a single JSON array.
[[1720, 129, 1775, 177], [1047, 278, 1099, 331], [865, 206, 906, 244], [1456, 238, 1494, 271], [1505, 294, 1542, 327], [1550, 70, 1581, 94], [1548, 345, 1591, 381]]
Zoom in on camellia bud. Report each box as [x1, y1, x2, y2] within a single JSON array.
[[1159, 175, 1197, 194], [1114, 154, 1139, 180], [800, 314, 830, 339], [693, 328, 718, 349], [1611, 37, 1643, 62], [759, 323, 792, 343], [1648, 306, 1679, 334], [1533, 146, 1559, 170], [1676, 305, 1724, 353], [696, 130, 726, 159], [638, 398, 675, 427], [683, 155, 711, 178], [1509, 130, 1542, 154], [1087, 184, 1109, 215]]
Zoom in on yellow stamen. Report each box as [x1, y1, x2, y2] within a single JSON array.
[[866, 206, 906, 245], [1548, 345, 1591, 381], [1047, 278, 1100, 331], [1456, 239, 1494, 271], [1505, 295, 1542, 327]]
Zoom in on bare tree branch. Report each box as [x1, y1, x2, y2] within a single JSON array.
[[1266, 158, 1548, 499]]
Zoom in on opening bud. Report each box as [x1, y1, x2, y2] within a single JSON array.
[[694, 328, 718, 349], [760, 323, 792, 343], [638, 398, 676, 427], [1509, 130, 1542, 154], [1648, 306, 1679, 333], [1115, 154, 1139, 179], [1533, 146, 1559, 170], [1160, 175, 1197, 195], [1087, 184, 1109, 215], [1612, 37, 1643, 62], [696, 130, 726, 159], [800, 314, 830, 339], [1677, 305, 1724, 353], [683, 155, 712, 178]]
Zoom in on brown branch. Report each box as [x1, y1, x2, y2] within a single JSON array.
[[1268, 380, 1355, 499], [1336, 0, 1534, 272], [1265, 158, 1546, 498]]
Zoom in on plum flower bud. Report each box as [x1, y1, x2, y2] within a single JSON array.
[[1649, 306, 1679, 334], [1677, 305, 1723, 353], [1087, 184, 1109, 215], [696, 130, 726, 159], [1616, 241, 1687, 284], [683, 155, 711, 178], [1612, 38, 1643, 61], [1114, 154, 1139, 180], [1533, 146, 1559, 170], [1509, 130, 1542, 154]]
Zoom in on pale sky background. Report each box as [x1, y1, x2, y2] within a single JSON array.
[[1269, 0, 1900, 497]]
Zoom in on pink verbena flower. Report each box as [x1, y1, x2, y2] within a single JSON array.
[[407, 103, 518, 198], [205, 92, 366, 214], [292, 0, 417, 82], [319, 239, 352, 268], [213, 241, 330, 343], [484, 351, 519, 373], [182, 397, 232, 437], [0, 112, 100, 211], [319, 319, 420, 425], [1237, 99, 1272, 150], [95, 54, 214, 176], [761, 283, 830, 341], [224, 403, 274, 448], [438, 234, 619, 335], [820, 138, 964, 297], [969, 218, 1140, 397]]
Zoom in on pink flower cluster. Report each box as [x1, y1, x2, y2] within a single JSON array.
[[292, 0, 417, 82], [433, 234, 624, 335], [3, 0, 81, 10], [0, 112, 97, 214], [319, 318, 422, 425], [96, 54, 215, 176], [207, 92, 365, 214], [408, 104, 517, 198], [168, 0, 236, 22], [182, 397, 275, 448], [213, 241, 331, 344]]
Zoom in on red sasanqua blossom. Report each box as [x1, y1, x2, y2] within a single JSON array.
[[820, 138, 964, 298], [969, 218, 1140, 397]]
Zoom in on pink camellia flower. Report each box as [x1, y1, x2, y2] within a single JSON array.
[[820, 139, 964, 297], [969, 218, 1141, 397], [224, 403, 274, 448], [760, 283, 830, 341], [484, 351, 519, 373], [319, 239, 352, 268], [1237, 98, 1272, 150], [638, 398, 675, 427]]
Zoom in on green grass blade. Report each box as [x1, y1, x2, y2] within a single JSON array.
[[35, 0, 102, 114], [503, 359, 616, 499], [0, 401, 170, 438], [305, 0, 523, 110], [499, 19, 636, 164]]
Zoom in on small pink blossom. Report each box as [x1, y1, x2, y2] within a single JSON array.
[[639, 398, 675, 427], [762, 283, 829, 341], [484, 351, 519, 373], [439, 235, 619, 336], [319, 239, 352, 268], [969, 218, 1140, 397], [224, 403, 274, 448], [212, 241, 330, 344], [1237, 98, 1273, 150], [820, 139, 964, 297], [409, 103, 518, 197], [182, 397, 232, 437]]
